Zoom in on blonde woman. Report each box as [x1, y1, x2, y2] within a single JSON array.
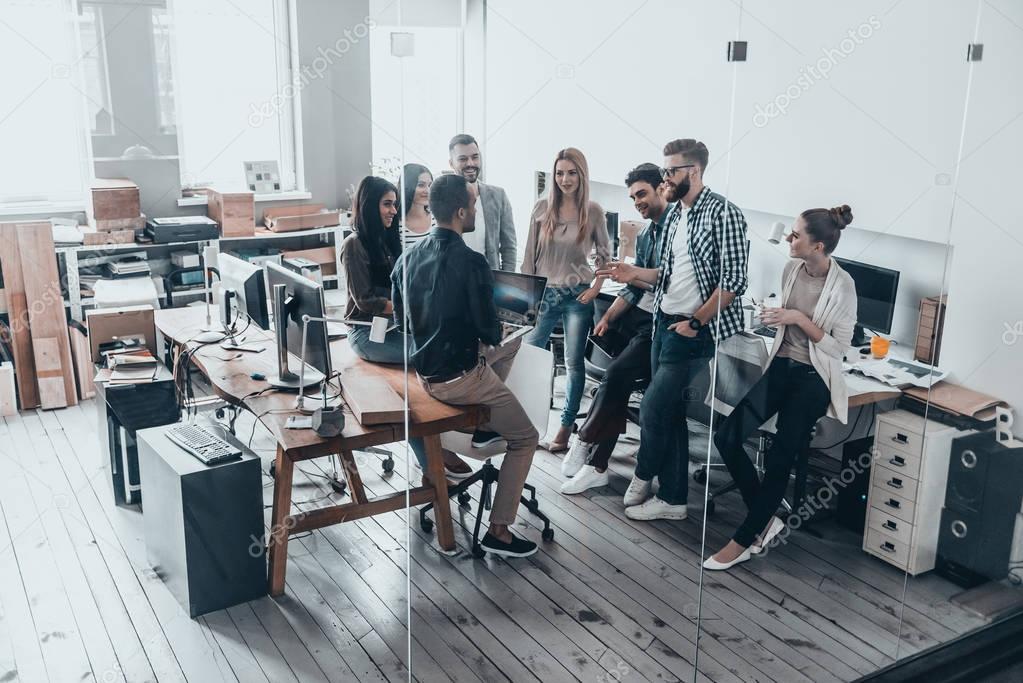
[[522, 148, 610, 452]]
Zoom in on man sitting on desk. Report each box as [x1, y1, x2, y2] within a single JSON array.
[[391, 174, 540, 558]]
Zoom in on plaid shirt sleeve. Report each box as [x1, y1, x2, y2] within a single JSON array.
[[717, 200, 749, 297]]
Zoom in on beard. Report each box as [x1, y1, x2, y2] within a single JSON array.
[[663, 176, 690, 202], [460, 166, 480, 182]]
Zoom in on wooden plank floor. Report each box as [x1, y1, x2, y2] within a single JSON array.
[[0, 394, 984, 682]]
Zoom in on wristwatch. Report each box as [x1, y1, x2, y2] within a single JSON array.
[[688, 317, 703, 331]]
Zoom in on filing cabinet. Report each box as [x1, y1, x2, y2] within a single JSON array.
[[863, 409, 975, 575]]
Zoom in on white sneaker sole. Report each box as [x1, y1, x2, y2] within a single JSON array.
[[624, 508, 688, 521], [560, 476, 608, 495], [479, 543, 538, 558]]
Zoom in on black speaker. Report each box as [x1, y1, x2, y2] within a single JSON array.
[[937, 432, 1023, 586], [837, 437, 874, 533]]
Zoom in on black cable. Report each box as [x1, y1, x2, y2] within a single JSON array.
[[815, 400, 876, 450]]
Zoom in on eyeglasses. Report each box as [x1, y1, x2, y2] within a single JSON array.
[[660, 164, 695, 179]]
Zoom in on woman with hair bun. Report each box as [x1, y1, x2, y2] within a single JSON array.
[[704, 205, 858, 571]]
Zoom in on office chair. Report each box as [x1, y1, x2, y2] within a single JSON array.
[[418, 344, 556, 557], [575, 332, 646, 440]]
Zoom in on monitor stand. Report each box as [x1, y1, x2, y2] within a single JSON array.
[[851, 324, 871, 348], [267, 365, 325, 390]]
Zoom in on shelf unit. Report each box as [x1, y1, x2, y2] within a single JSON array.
[[59, 225, 347, 321]]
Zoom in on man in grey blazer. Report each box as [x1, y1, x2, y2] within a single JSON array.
[[448, 133, 517, 271]]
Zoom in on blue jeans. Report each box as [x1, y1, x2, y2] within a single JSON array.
[[347, 325, 428, 468], [525, 285, 593, 428], [347, 325, 410, 365], [633, 318, 715, 505]]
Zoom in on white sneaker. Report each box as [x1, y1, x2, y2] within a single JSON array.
[[560, 466, 609, 495], [622, 475, 652, 507], [624, 497, 687, 521], [561, 438, 592, 478]]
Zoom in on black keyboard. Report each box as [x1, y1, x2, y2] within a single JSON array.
[[753, 326, 777, 338]]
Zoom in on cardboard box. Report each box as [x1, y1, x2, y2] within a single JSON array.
[[85, 304, 158, 363], [282, 246, 337, 276], [90, 179, 141, 221], [83, 228, 135, 246], [90, 215, 146, 232], [206, 188, 255, 237], [263, 204, 340, 233]]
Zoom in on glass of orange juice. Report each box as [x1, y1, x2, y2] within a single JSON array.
[[871, 335, 891, 359]]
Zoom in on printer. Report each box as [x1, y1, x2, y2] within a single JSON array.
[[145, 216, 220, 244]]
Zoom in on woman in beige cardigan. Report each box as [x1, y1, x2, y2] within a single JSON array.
[[704, 205, 858, 571]]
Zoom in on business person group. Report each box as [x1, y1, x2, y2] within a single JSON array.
[[340, 133, 857, 567]]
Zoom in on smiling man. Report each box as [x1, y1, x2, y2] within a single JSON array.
[[448, 133, 517, 271], [559, 163, 671, 494]]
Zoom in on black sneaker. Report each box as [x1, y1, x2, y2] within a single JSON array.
[[480, 532, 538, 558], [471, 430, 503, 449]]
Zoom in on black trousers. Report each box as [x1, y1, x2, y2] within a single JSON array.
[[576, 307, 652, 470], [712, 356, 831, 547]]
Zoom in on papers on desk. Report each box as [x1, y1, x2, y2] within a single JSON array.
[[848, 357, 947, 389]]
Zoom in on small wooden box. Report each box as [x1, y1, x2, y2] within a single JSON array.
[[91, 179, 141, 221], [83, 228, 135, 246], [263, 204, 340, 233], [91, 215, 146, 232], [914, 295, 946, 365], [206, 188, 255, 237]]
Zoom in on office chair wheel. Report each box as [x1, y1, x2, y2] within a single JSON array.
[[420, 517, 433, 533], [706, 498, 716, 516], [542, 528, 555, 542], [215, 408, 225, 419], [457, 491, 472, 507], [693, 468, 707, 485], [472, 544, 486, 559], [382, 457, 394, 474]]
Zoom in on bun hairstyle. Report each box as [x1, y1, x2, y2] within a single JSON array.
[[801, 204, 853, 254]]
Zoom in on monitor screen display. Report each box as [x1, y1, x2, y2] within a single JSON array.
[[492, 271, 547, 325], [834, 257, 900, 334]]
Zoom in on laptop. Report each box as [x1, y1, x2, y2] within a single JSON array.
[[492, 270, 547, 346]]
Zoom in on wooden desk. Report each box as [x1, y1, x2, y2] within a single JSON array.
[[154, 307, 487, 596]]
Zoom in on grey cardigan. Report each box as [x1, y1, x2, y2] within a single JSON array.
[[478, 182, 517, 271]]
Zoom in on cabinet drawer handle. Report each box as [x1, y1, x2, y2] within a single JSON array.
[[883, 520, 898, 531], [880, 542, 896, 554], [889, 456, 906, 468], [888, 478, 903, 489], [885, 498, 901, 509], [891, 433, 909, 445]]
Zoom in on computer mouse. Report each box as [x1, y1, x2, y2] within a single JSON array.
[[250, 372, 267, 381]]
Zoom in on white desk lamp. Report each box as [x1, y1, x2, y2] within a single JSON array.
[[193, 245, 227, 343]]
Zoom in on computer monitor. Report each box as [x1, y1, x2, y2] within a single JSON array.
[[492, 271, 547, 326], [265, 261, 331, 387], [833, 257, 900, 346], [218, 253, 269, 330]]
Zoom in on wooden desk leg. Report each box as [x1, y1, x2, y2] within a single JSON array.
[[338, 448, 368, 505], [423, 434, 455, 551], [267, 445, 294, 597]]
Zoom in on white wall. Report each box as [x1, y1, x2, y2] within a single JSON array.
[[481, 0, 1022, 436]]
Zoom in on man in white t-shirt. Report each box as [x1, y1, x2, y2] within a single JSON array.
[[448, 133, 517, 271]]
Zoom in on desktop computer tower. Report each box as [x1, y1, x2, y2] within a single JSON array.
[[836, 437, 874, 533], [937, 432, 1023, 587]]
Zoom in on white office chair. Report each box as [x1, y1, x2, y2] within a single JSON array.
[[418, 344, 556, 557]]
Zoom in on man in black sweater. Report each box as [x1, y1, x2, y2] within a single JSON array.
[[391, 174, 539, 558]]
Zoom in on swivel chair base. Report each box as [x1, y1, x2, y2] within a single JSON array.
[[419, 460, 554, 557]]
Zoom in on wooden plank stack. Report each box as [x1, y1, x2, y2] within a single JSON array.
[[0, 221, 79, 410]]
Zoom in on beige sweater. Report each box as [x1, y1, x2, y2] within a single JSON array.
[[766, 258, 858, 423], [521, 199, 610, 287]]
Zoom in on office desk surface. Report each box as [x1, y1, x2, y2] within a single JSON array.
[[154, 305, 485, 596], [153, 305, 484, 458]]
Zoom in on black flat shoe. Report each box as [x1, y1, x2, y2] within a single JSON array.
[[480, 532, 538, 558]]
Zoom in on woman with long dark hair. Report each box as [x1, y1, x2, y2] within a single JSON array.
[[705, 205, 858, 570], [340, 175, 405, 364], [400, 163, 433, 247], [521, 147, 610, 452]]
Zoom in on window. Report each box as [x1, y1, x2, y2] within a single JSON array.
[[0, 0, 91, 209], [170, 0, 300, 193]]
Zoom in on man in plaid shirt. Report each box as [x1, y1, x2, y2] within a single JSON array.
[[599, 138, 749, 521]]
